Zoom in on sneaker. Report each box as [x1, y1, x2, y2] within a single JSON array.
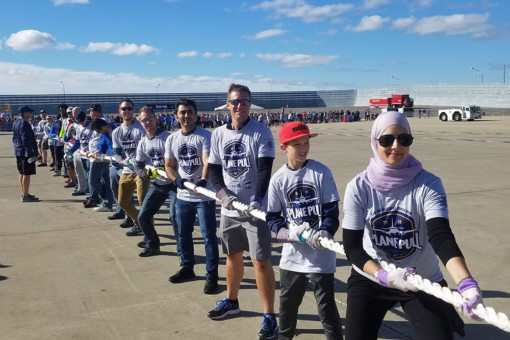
[[258, 314, 278, 340], [84, 201, 98, 208], [65, 179, 72, 183], [203, 276, 218, 294], [207, 298, 240, 320], [107, 212, 125, 220], [21, 195, 40, 202], [93, 206, 113, 212], [125, 226, 143, 236], [53, 171, 61, 177], [137, 240, 146, 248], [37, 163, 47, 167], [138, 247, 160, 257], [63, 173, 69, 178], [169, 267, 196, 283], [72, 191, 86, 196], [49, 168, 55, 172], [119, 217, 134, 228], [64, 182, 76, 188], [49, 162, 54, 167]]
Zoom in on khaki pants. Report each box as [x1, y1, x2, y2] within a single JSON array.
[[118, 173, 150, 226]]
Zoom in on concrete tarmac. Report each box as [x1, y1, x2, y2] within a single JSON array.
[[1, 115, 509, 340]]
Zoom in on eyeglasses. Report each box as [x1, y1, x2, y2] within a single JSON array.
[[228, 99, 251, 106], [377, 134, 414, 147], [141, 117, 155, 123], [120, 107, 134, 111]]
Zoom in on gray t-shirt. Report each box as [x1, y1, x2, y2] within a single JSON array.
[[164, 127, 214, 202], [342, 170, 448, 283], [267, 160, 339, 274], [209, 118, 275, 217], [135, 130, 171, 186], [88, 116, 110, 163], [112, 120, 145, 174], [75, 121, 93, 156]]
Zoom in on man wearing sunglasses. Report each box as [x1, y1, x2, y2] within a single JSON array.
[[111, 98, 149, 230], [207, 84, 278, 339]]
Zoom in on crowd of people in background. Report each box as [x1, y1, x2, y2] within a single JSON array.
[[10, 84, 484, 340]]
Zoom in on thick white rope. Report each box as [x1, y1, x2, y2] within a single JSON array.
[[86, 161, 510, 332]]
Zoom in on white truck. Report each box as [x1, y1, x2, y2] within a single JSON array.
[[438, 105, 484, 121]]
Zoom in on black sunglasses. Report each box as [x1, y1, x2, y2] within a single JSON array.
[[120, 106, 134, 111], [377, 134, 414, 147], [228, 99, 251, 106]]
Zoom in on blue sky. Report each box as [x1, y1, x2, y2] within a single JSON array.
[[1, 0, 509, 95]]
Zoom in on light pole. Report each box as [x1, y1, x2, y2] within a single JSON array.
[[156, 83, 160, 105], [391, 76, 400, 93], [504, 64, 508, 84], [60, 80, 66, 103], [471, 67, 481, 84], [267, 80, 273, 92]]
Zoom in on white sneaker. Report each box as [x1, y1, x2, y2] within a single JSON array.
[[93, 206, 112, 212]]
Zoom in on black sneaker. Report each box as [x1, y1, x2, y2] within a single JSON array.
[[119, 217, 134, 228], [37, 163, 47, 167], [49, 162, 54, 167], [21, 195, 40, 202], [207, 298, 240, 320], [64, 182, 76, 188], [138, 247, 159, 257], [169, 267, 196, 283], [258, 314, 278, 340], [203, 276, 218, 294], [137, 240, 146, 248], [107, 212, 125, 220]]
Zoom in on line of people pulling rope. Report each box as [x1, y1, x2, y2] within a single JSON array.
[[12, 83, 509, 340]]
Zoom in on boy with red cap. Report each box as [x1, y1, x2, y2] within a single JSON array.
[[266, 122, 343, 339]]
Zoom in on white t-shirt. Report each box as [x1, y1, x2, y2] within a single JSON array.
[[268, 160, 340, 274], [209, 118, 275, 217], [112, 120, 145, 174], [135, 130, 171, 186], [75, 121, 93, 156], [342, 170, 448, 283], [164, 127, 214, 202]]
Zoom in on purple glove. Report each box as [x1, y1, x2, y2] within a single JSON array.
[[458, 278, 483, 320], [216, 188, 238, 210], [175, 178, 189, 190], [376, 267, 418, 292]]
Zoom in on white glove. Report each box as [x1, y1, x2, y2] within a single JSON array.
[[458, 278, 483, 320], [288, 222, 309, 243], [376, 267, 419, 292]]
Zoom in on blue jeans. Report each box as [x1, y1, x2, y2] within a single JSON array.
[[89, 161, 114, 208], [176, 199, 218, 278], [138, 183, 179, 253], [81, 158, 99, 203], [109, 166, 124, 215]]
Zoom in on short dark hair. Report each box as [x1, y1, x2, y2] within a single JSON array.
[[119, 98, 134, 107], [91, 118, 109, 132], [58, 103, 68, 110], [176, 98, 197, 113], [227, 83, 251, 100]]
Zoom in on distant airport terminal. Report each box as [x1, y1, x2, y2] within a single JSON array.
[[1, 83, 509, 115]]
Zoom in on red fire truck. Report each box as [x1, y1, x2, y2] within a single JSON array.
[[369, 94, 414, 116]]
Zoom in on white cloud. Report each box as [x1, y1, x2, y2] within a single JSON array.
[[239, 53, 246, 58], [252, 0, 353, 23], [177, 51, 198, 58], [56, 42, 76, 50], [230, 72, 244, 77], [393, 13, 494, 38], [349, 15, 390, 32], [218, 52, 232, 58], [249, 29, 287, 40], [317, 29, 338, 36], [5, 30, 56, 51], [362, 0, 390, 9], [54, 0, 89, 5], [256, 53, 339, 68], [84, 42, 160, 56], [0, 62, 318, 94], [203, 52, 213, 58]]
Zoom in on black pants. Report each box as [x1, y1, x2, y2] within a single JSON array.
[[345, 269, 464, 340], [54, 145, 64, 171], [279, 268, 343, 340]]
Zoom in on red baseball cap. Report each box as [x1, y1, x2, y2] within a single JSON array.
[[279, 122, 318, 144]]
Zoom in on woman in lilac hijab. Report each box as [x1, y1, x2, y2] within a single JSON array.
[[341, 111, 484, 340]]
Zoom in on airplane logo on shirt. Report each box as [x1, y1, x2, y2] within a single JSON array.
[[178, 144, 202, 175], [223, 141, 251, 178], [285, 183, 319, 227]]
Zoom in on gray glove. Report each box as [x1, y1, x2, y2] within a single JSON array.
[[216, 188, 239, 210], [306, 230, 332, 250]]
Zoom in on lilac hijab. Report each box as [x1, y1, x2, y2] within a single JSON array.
[[359, 111, 422, 192]]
